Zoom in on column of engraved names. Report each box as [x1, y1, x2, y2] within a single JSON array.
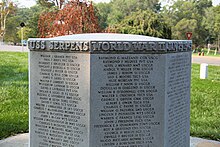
[[167, 53, 190, 146], [34, 54, 86, 147], [95, 55, 161, 147]]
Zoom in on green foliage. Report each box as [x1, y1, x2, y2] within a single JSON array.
[[17, 27, 32, 40], [1, 0, 220, 46], [194, 0, 212, 16], [15, 6, 45, 39], [173, 18, 198, 40], [4, 5, 44, 43], [95, 0, 218, 44], [162, 0, 213, 45], [4, 15, 20, 43], [97, 0, 160, 26], [25, 5, 44, 38], [95, 2, 111, 29], [37, 0, 55, 9], [0, 52, 28, 139], [203, 5, 220, 42], [116, 10, 171, 39]]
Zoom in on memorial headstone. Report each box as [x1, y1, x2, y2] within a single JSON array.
[[200, 63, 208, 79], [28, 33, 192, 147]]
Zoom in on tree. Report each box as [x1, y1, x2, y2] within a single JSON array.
[[194, 0, 212, 45], [173, 18, 198, 40], [114, 10, 171, 39], [38, 0, 100, 38], [3, 5, 44, 43], [161, 0, 213, 45], [4, 7, 28, 44], [95, 2, 111, 30], [107, 0, 160, 25], [193, 0, 212, 16], [17, 27, 32, 41], [4, 15, 20, 43], [202, 5, 220, 43], [0, 0, 15, 43], [26, 5, 45, 38]]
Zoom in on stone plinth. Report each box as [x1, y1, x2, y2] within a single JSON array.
[[28, 33, 192, 147]]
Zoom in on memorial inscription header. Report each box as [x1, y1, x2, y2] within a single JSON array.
[[28, 34, 192, 54]]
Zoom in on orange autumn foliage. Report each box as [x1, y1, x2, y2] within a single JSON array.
[[38, 0, 100, 38]]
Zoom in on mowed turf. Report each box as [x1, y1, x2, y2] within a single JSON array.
[[0, 52, 219, 141], [190, 63, 220, 141], [0, 52, 29, 139]]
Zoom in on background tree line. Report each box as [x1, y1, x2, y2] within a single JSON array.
[[1, 0, 220, 47]]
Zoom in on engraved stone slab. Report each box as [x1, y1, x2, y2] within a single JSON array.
[[29, 53, 90, 147], [28, 33, 192, 147]]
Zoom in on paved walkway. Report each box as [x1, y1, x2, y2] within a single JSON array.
[[190, 137, 220, 147], [0, 134, 28, 147], [192, 55, 220, 66], [0, 45, 29, 52], [0, 133, 220, 147]]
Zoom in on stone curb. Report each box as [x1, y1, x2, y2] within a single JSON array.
[[1, 134, 220, 147], [0, 133, 29, 147], [190, 137, 220, 147]]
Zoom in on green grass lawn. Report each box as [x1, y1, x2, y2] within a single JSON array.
[[0, 52, 220, 141], [192, 53, 220, 57], [190, 64, 220, 141], [192, 48, 220, 57], [0, 52, 29, 139]]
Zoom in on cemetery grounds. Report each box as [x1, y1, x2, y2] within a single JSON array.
[[0, 51, 219, 141]]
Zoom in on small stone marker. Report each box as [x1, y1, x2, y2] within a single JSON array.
[[28, 33, 192, 147], [200, 63, 208, 79]]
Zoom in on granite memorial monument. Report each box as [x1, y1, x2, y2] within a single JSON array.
[[28, 33, 192, 147]]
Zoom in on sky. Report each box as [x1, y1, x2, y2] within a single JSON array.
[[16, 0, 220, 8]]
